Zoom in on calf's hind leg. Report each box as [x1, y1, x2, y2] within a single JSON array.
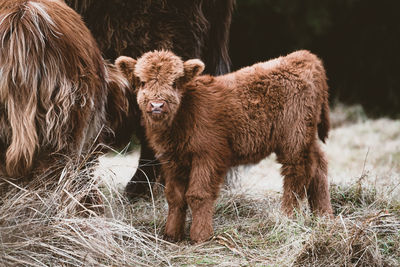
[[306, 143, 333, 217], [278, 141, 333, 216], [279, 152, 312, 216], [278, 141, 332, 218]]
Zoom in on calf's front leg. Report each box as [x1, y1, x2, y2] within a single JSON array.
[[185, 157, 226, 243], [163, 163, 188, 242]]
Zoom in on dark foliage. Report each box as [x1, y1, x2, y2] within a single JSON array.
[[230, 0, 400, 116]]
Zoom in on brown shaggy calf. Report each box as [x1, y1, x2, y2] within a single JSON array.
[[65, 0, 235, 199], [0, 0, 132, 179], [117, 50, 334, 243]]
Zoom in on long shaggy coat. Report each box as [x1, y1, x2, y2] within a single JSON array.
[[116, 50, 334, 243], [0, 0, 131, 179], [65, 0, 235, 199]]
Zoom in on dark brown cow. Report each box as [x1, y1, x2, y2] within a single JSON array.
[[0, 0, 132, 180], [65, 0, 235, 199], [116, 50, 333, 243]]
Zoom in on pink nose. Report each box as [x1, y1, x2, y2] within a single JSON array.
[[146, 100, 168, 114]]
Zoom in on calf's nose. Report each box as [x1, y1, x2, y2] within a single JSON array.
[[147, 100, 167, 113], [151, 102, 164, 109]]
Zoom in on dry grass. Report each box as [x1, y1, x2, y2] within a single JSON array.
[[1, 104, 400, 266]]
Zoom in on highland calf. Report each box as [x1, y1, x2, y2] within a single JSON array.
[[0, 0, 132, 180], [116, 50, 334, 243]]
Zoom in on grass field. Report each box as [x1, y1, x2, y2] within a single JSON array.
[[1, 104, 399, 266]]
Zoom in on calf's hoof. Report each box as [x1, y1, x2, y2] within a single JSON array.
[[314, 208, 334, 219], [190, 225, 213, 243], [163, 232, 184, 243]]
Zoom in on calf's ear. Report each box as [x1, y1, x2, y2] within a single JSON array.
[[115, 56, 138, 86], [183, 59, 205, 82]]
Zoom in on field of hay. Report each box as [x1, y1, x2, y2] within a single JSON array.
[[1, 104, 399, 266]]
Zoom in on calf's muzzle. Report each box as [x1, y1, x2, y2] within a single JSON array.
[[147, 100, 169, 114]]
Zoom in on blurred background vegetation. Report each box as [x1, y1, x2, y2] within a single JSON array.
[[229, 0, 400, 117]]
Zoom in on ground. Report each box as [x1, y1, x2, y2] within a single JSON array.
[[1, 104, 399, 266]]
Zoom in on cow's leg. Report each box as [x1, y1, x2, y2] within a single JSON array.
[[163, 163, 188, 242], [185, 157, 226, 243], [125, 128, 160, 200], [306, 142, 333, 217]]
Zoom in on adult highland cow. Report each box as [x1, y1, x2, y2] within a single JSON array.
[[0, 0, 132, 180], [65, 0, 235, 199], [116, 50, 333, 243]]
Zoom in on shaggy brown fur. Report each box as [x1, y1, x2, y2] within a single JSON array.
[[65, 0, 233, 75], [0, 0, 132, 179], [117, 50, 334, 243], [64, 0, 235, 199]]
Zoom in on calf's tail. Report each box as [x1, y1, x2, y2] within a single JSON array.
[[317, 87, 330, 143]]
